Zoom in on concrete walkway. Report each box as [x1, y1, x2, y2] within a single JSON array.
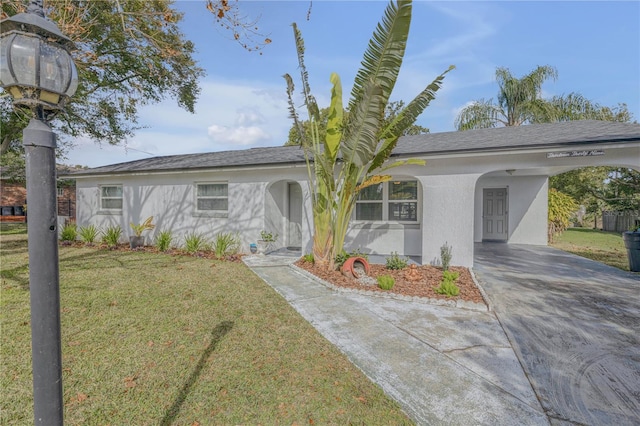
[[473, 243, 640, 425], [244, 254, 548, 425]]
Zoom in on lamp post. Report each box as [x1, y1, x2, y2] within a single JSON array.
[[0, 1, 78, 424]]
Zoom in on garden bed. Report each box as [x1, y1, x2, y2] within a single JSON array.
[[295, 259, 487, 306]]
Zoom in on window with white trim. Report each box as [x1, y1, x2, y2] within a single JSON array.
[[100, 185, 123, 210], [196, 183, 228, 212], [355, 180, 418, 222], [57, 187, 65, 197]]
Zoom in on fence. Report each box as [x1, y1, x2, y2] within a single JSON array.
[[57, 197, 75, 219], [602, 211, 640, 232]]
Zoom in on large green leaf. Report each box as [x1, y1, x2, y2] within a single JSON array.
[[348, 0, 412, 114], [341, 78, 385, 168], [370, 65, 454, 173], [283, 73, 307, 149], [292, 23, 320, 122], [325, 73, 344, 163]]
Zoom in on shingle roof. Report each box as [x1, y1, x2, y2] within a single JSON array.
[[69, 120, 640, 177], [71, 145, 308, 176], [394, 120, 640, 155]]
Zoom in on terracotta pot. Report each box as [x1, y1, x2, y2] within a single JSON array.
[[341, 257, 371, 278]]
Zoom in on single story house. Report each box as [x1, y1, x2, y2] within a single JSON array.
[[69, 120, 640, 267]]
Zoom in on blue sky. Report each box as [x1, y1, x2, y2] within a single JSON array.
[[66, 0, 640, 168]]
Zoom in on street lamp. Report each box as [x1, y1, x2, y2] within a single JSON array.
[[0, 1, 78, 424]]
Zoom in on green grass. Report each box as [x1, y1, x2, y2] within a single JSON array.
[[1, 233, 412, 425], [0, 222, 27, 236], [551, 227, 629, 271]]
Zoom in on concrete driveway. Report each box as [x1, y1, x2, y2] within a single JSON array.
[[473, 243, 640, 425]]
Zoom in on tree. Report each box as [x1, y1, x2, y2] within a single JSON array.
[[284, 100, 429, 146], [205, 0, 273, 53], [532, 93, 633, 124], [454, 65, 634, 130], [284, 0, 453, 270], [550, 167, 640, 228], [1, 0, 205, 164], [1, 0, 281, 178], [384, 100, 430, 135], [455, 65, 557, 130]]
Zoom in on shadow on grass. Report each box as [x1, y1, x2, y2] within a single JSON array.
[[160, 320, 234, 426]]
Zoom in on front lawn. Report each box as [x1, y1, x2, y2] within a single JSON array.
[[1, 231, 411, 424], [551, 227, 629, 271]]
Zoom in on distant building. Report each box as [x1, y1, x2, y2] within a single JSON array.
[[0, 165, 78, 222]]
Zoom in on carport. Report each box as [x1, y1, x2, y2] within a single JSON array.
[[473, 242, 640, 424]]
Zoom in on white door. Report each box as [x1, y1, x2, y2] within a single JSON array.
[[287, 183, 302, 249], [483, 188, 508, 241]]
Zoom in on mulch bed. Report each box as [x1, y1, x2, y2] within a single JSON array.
[[295, 259, 487, 306]]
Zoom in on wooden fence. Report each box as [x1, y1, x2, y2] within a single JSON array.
[[602, 211, 640, 232]]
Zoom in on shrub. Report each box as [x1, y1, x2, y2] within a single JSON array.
[[377, 275, 395, 291], [155, 230, 173, 252], [334, 251, 350, 268], [60, 222, 77, 242], [213, 232, 240, 257], [435, 269, 460, 297], [385, 252, 408, 270], [442, 270, 459, 282], [130, 216, 155, 237], [184, 232, 208, 254], [259, 230, 278, 242], [78, 224, 100, 244], [349, 248, 369, 260], [548, 189, 578, 243], [335, 248, 369, 269], [102, 225, 122, 248], [302, 253, 314, 263], [440, 242, 452, 271]]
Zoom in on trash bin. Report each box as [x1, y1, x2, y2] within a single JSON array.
[[622, 231, 640, 272], [1, 206, 14, 216]]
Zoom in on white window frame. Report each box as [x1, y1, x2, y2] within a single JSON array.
[[57, 187, 65, 197], [194, 182, 229, 217], [354, 179, 420, 224], [99, 184, 123, 212]]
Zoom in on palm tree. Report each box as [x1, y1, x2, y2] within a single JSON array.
[[284, 0, 453, 270], [455, 66, 633, 130], [455, 65, 557, 130], [532, 93, 632, 123]]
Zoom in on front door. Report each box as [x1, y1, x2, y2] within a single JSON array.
[[483, 188, 508, 241], [287, 183, 302, 249]]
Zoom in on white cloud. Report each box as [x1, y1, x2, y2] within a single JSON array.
[[65, 76, 294, 167], [235, 107, 265, 126], [207, 124, 269, 146]]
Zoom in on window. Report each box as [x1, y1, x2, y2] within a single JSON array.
[[356, 183, 383, 221], [355, 180, 418, 222], [196, 183, 228, 212], [100, 185, 123, 210], [57, 187, 64, 197]]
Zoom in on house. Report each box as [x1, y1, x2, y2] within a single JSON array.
[[0, 166, 27, 221], [0, 165, 78, 222], [69, 120, 640, 267]]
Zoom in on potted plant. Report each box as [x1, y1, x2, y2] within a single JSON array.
[[256, 230, 278, 255], [622, 223, 640, 272], [129, 216, 155, 249]]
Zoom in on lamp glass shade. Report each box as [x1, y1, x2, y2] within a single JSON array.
[[0, 31, 78, 109]]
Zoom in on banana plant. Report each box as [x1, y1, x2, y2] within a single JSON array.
[[284, 0, 453, 270]]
